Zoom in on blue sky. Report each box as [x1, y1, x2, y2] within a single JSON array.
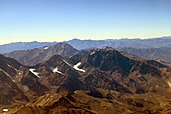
[[0, 0, 171, 44]]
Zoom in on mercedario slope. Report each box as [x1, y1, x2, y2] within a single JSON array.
[[4, 43, 79, 66], [1, 46, 171, 114]]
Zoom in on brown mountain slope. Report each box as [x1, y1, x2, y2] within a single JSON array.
[[70, 47, 171, 96], [1, 47, 171, 114], [28, 54, 130, 93], [4, 43, 78, 66], [6, 90, 171, 114], [26, 46, 171, 95], [28, 47, 171, 96], [0, 55, 49, 106]]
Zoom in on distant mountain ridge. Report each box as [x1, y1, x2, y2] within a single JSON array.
[[67, 36, 171, 50], [4, 43, 79, 66], [120, 47, 171, 64], [0, 41, 57, 53], [0, 36, 171, 53]]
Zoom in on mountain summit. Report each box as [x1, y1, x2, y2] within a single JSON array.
[[4, 43, 78, 66], [1, 46, 171, 113]]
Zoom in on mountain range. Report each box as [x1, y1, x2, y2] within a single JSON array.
[[0, 36, 171, 53], [67, 36, 171, 50], [3, 42, 171, 69], [120, 47, 171, 64], [1, 43, 171, 113], [4, 43, 78, 66], [0, 41, 57, 54]]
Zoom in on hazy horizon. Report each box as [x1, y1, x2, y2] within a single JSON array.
[[0, 35, 171, 45], [0, 0, 171, 44]]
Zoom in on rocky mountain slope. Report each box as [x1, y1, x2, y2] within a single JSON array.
[[4, 43, 79, 66], [0, 55, 48, 106], [120, 47, 171, 64], [7, 90, 171, 114], [4, 46, 170, 96], [70, 47, 171, 95], [1, 46, 171, 114]]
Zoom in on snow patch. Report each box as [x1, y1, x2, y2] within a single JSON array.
[[12, 79, 15, 82], [90, 51, 96, 55], [0, 68, 13, 79], [44, 46, 49, 50], [7, 64, 12, 68], [73, 62, 85, 72], [129, 65, 135, 73], [167, 81, 171, 88], [29, 69, 40, 78], [7, 64, 17, 71], [63, 60, 72, 66], [53, 67, 64, 75], [3, 108, 8, 112], [0, 68, 16, 83], [18, 72, 22, 75]]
